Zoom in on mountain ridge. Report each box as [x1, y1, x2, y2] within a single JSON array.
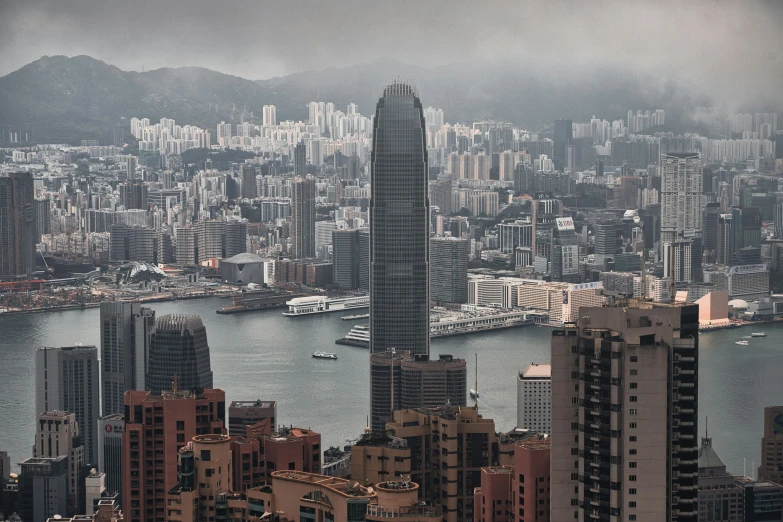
[[0, 54, 727, 144]]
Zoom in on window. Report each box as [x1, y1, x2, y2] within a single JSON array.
[[629, 501, 636, 508], [629, 436, 637, 442], [630, 409, 637, 415], [630, 356, 638, 362], [630, 369, 638, 375], [571, 448, 578, 455], [629, 423, 637, 429], [630, 396, 637, 402], [629, 449, 637, 455], [176, 421, 184, 430], [629, 488, 637, 495], [201, 450, 211, 461], [629, 475, 637, 481], [629, 462, 637, 468], [629, 516, 637, 521], [630, 383, 637, 389]]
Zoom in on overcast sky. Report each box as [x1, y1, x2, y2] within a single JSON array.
[[1, 0, 782, 105]]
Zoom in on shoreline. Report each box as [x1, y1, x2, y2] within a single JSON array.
[[0, 291, 235, 317]]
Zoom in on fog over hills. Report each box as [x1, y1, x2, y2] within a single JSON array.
[[0, 55, 777, 144]]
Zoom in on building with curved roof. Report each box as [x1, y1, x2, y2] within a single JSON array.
[[220, 253, 273, 285]]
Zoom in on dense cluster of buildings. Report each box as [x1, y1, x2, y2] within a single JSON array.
[[2, 81, 783, 522]]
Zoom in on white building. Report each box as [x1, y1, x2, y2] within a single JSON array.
[[517, 363, 551, 435]]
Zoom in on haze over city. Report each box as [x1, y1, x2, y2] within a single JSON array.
[[1, 2, 783, 522]]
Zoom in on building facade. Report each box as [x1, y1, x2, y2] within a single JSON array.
[[291, 176, 316, 259], [517, 363, 551, 434], [35, 345, 100, 468], [100, 302, 155, 416], [430, 237, 469, 304], [146, 314, 213, 396], [0, 172, 37, 281], [551, 302, 699, 521]]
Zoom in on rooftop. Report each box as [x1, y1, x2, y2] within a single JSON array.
[[520, 363, 551, 379], [222, 252, 266, 264], [230, 400, 276, 409], [271, 470, 376, 498]]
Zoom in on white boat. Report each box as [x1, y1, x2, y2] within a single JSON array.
[[312, 351, 338, 360], [735, 340, 749, 346], [284, 295, 369, 316], [470, 388, 479, 398], [751, 332, 766, 338]]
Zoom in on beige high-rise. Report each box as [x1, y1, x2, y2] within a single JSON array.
[[551, 301, 699, 522]]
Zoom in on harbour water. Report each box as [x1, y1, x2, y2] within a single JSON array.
[[1, 296, 782, 476]]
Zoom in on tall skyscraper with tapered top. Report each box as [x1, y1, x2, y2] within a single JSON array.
[[369, 81, 430, 356], [369, 81, 430, 432]]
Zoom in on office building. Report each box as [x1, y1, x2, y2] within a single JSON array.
[[594, 220, 621, 270], [33, 411, 85, 515], [369, 350, 466, 436], [369, 81, 430, 359], [468, 275, 505, 307], [498, 219, 533, 254], [661, 152, 705, 249], [553, 119, 573, 170], [18, 456, 68, 522], [146, 314, 213, 396], [429, 178, 452, 215], [517, 363, 551, 434], [698, 435, 744, 521], [703, 202, 721, 263], [727, 264, 770, 302], [551, 217, 580, 283], [758, 406, 783, 484], [100, 302, 155, 416], [352, 406, 495, 522], [314, 220, 336, 258], [122, 386, 226, 522], [291, 176, 316, 259], [35, 346, 100, 468], [0, 172, 37, 281], [551, 302, 698, 521], [717, 213, 733, 265], [516, 281, 605, 326], [228, 400, 277, 437], [430, 237, 469, 304], [97, 414, 124, 502], [332, 228, 364, 290]]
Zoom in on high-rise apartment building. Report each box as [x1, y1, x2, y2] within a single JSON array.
[[294, 141, 307, 178], [109, 225, 158, 263], [758, 406, 783, 484], [517, 363, 551, 434], [240, 164, 257, 199], [369, 351, 466, 433], [702, 202, 721, 263], [551, 302, 698, 521], [332, 228, 363, 290], [146, 314, 213, 396], [100, 302, 155, 416], [291, 176, 316, 259], [97, 414, 124, 502], [0, 172, 37, 281], [352, 406, 495, 522], [228, 400, 277, 437], [661, 152, 705, 252], [33, 411, 85, 515], [369, 81, 430, 357], [429, 236, 469, 304], [429, 178, 452, 215], [35, 346, 100, 468], [262, 104, 277, 127], [122, 386, 226, 522]]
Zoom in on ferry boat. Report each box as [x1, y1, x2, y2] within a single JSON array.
[[335, 324, 370, 348], [735, 340, 749, 346], [751, 332, 766, 338], [283, 295, 369, 316], [470, 389, 479, 399], [312, 351, 338, 360], [341, 313, 370, 321]]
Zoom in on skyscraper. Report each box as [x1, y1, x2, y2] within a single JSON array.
[[553, 119, 573, 171], [369, 81, 434, 433], [0, 172, 36, 281], [369, 81, 430, 357], [18, 456, 68, 522], [429, 236, 469, 304], [240, 164, 257, 199], [291, 176, 316, 259], [294, 140, 307, 178], [262, 104, 277, 127], [100, 302, 156, 416], [146, 314, 213, 396], [97, 414, 124, 502], [517, 363, 551, 434], [33, 411, 85, 515], [758, 406, 783, 484], [332, 228, 362, 290], [551, 302, 698, 521], [35, 346, 100, 468], [661, 152, 705, 251]]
